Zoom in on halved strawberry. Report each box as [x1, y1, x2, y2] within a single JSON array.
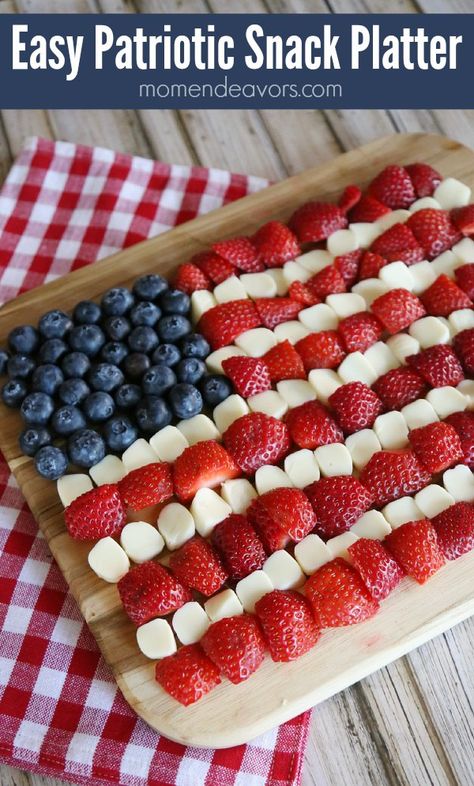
[[118, 462, 173, 511], [173, 441, 240, 502], [455, 264, 474, 299], [358, 251, 388, 280], [285, 400, 343, 449], [221, 355, 271, 398], [255, 590, 320, 661], [64, 484, 126, 541], [169, 536, 228, 596], [198, 300, 261, 350], [445, 411, 474, 468], [451, 204, 474, 237], [248, 487, 317, 552], [407, 209, 461, 260], [223, 412, 291, 474], [432, 502, 474, 560], [409, 421, 463, 474], [118, 561, 192, 625], [305, 558, 379, 627], [288, 280, 321, 306], [421, 274, 472, 316], [252, 221, 300, 267], [338, 312, 383, 353], [348, 195, 391, 223], [202, 614, 266, 684], [372, 366, 427, 410], [211, 514, 266, 579], [371, 288, 426, 334], [405, 163, 441, 198], [453, 328, 474, 375], [174, 263, 211, 294], [255, 297, 302, 329], [368, 165, 416, 209], [384, 519, 445, 584], [371, 223, 424, 265], [334, 249, 363, 287], [329, 382, 383, 435], [155, 644, 221, 706], [212, 236, 264, 272], [305, 476, 373, 538], [348, 539, 404, 601], [360, 450, 431, 508], [192, 250, 235, 284], [307, 265, 346, 298], [339, 184, 362, 214], [407, 344, 465, 388], [295, 330, 346, 371], [289, 201, 348, 243], [263, 340, 306, 381]]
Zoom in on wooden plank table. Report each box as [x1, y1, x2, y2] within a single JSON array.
[[0, 0, 473, 784]]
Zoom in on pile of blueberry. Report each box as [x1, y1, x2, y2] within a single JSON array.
[[0, 274, 232, 480]]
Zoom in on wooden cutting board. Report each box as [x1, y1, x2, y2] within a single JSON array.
[[1, 132, 474, 749]]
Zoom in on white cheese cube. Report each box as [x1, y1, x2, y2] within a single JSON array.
[[374, 411, 409, 450], [122, 439, 159, 471], [431, 250, 462, 279], [172, 601, 210, 645], [213, 394, 249, 434], [345, 429, 381, 470], [443, 465, 474, 502], [409, 197, 441, 212], [157, 503, 195, 550], [308, 368, 343, 405], [88, 537, 130, 583], [206, 346, 247, 374], [276, 380, 316, 408], [190, 488, 232, 537], [136, 619, 176, 660], [458, 380, 474, 410], [449, 309, 474, 334], [57, 474, 93, 508], [220, 478, 257, 514], [351, 510, 391, 540], [401, 398, 439, 430], [282, 260, 312, 284], [120, 521, 164, 563], [379, 261, 415, 292], [364, 342, 400, 376], [255, 465, 293, 495], [204, 589, 243, 622], [326, 532, 359, 561], [297, 249, 333, 273], [266, 268, 288, 296], [192, 289, 217, 322], [314, 443, 353, 477], [326, 293, 366, 318], [386, 333, 421, 363], [349, 222, 381, 249], [408, 260, 437, 294], [376, 209, 411, 230], [338, 352, 378, 386], [327, 229, 358, 256], [235, 328, 276, 357], [409, 316, 450, 348], [236, 571, 274, 613], [284, 449, 320, 488], [274, 320, 310, 344], [298, 303, 338, 331], [426, 386, 468, 419], [352, 279, 390, 307], [213, 274, 248, 303], [89, 455, 126, 485], [247, 390, 288, 419], [294, 534, 331, 575], [263, 550, 305, 590], [383, 497, 424, 528], [240, 272, 277, 299], [177, 414, 221, 445], [415, 484, 455, 518], [434, 177, 471, 210], [150, 425, 189, 463], [452, 237, 474, 264]]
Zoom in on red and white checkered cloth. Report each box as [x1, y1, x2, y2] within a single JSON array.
[[0, 137, 311, 786]]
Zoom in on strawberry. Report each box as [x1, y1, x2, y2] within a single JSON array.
[[421, 274, 472, 316], [305, 558, 379, 628], [384, 519, 445, 584], [360, 450, 431, 507], [409, 421, 463, 473], [348, 195, 391, 223], [371, 288, 426, 334], [192, 250, 235, 284], [328, 382, 383, 435], [334, 249, 363, 287], [223, 412, 291, 475], [169, 537, 228, 596], [201, 614, 266, 684], [211, 514, 266, 579], [453, 328, 474, 375], [370, 223, 424, 265], [255, 590, 320, 661], [451, 204, 474, 236], [295, 330, 346, 371], [174, 263, 210, 294], [455, 264, 474, 300], [173, 441, 240, 502], [285, 400, 343, 449], [118, 462, 173, 511], [289, 201, 348, 243], [252, 221, 300, 267], [338, 312, 383, 353], [305, 476, 373, 538], [221, 355, 271, 398], [348, 539, 404, 601], [432, 502, 474, 560], [263, 340, 306, 381], [288, 280, 321, 306], [248, 487, 317, 552], [212, 236, 264, 272], [155, 644, 221, 706], [358, 251, 388, 280], [407, 344, 465, 388], [255, 297, 302, 329], [372, 366, 427, 410], [198, 300, 261, 350], [64, 484, 126, 541], [307, 265, 346, 298], [407, 209, 461, 260], [368, 165, 416, 209], [118, 561, 191, 625], [444, 411, 474, 468], [405, 163, 441, 198], [338, 184, 362, 214]]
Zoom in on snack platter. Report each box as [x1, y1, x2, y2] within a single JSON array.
[[1, 132, 474, 748]]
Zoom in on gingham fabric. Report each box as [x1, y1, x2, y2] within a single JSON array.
[[0, 137, 310, 786]]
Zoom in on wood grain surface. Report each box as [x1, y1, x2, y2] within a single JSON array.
[[1, 0, 474, 783]]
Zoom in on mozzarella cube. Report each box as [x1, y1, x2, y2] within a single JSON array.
[[284, 449, 320, 488], [206, 346, 247, 374], [326, 532, 359, 561], [426, 386, 468, 418], [409, 197, 441, 212], [338, 352, 378, 386], [297, 249, 333, 273], [408, 260, 437, 294], [351, 510, 391, 540], [326, 293, 366, 318], [401, 398, 439, 430], [386, 333, 421, 363], [235, 328, 276, 357], [376, 209, 411, 230], [122, 439, 159, 471], [298, 303, 338, 331], [191, 290, 217, 322], [443, 465, 474, 502], [157, 503, 195, 550], [149, 425, 189, 463], [255, 465, 293, 495], [352, 279, 390, 307], [308, 368, 343, 405], [364, 341, 400, 376], [120, 521, 164, 563], [431, 250, 462, 279], [276, 380, 316, 408], [172, 602, 210, 645], [263, 550, 305, 590], [379, 262, 415, 292], [204, 589, 243, 622], [274, 320, 310, 344], [57, 474, 93, 507], [449, 309, 474, 334], [452, 237, 474, 264], [137, 619, 176, 660], [415, 484, 455, 518], [283, 260, 312, 284], [409, 316, 450, 348], [248, 390, 288, 419], [458, 380, 474, 410], [294, 534, 331, 575], [327, 228, 358, 256], [266, 268, 288, 296], [177, 414, 221, 445], [434, 177, 471, 209], [213, 394, 249, 434], [382, 497, 424, 528], [220, 478, 257, 514], [315, 443, 353, 477], [345, 429, 381, 470], [88, 537, 130, 583], [240, 272, 277, 299], [89, 455, 126, 485], [236, 571, 274, 613], [374, 411, 409, 450], [349, 222, 381, 249], [213, 274, 248, 303], [191, 488, 232, 537]]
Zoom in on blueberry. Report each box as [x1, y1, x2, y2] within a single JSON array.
[[67, 428, 106, 468], [8, 325, 39, 355], [19, 426, 52, 457], [68, 325, 105, 357], [52, 405, 86, 436], [133, 274, 168, 301], [199, 374, 233, 406], [168, 384, 203, 420], [88, 363, 125, 392], [128, 326, 159, 354], [2, 379, 28, 408], [32, 364, 64, 395], [61, 351, 91, 379], [58, 378, 90, 406], [101, 287, 134, 317], [101, 341, 129, 366], [73, 300, 102, 325], [83, 391, 115, 422], [152, 343, 181, 368], [39, 339, 68, 364], [20, 392, 54, 426], [0, 349, 10, 376], [7, 354, 35, 379], [104, 416, 138, 452], [35, 445, 68, 480], [129, 301, 161, 327], [39, 310, 73, 339], [114, 383, 142, 410], [176, 358, 206, 385], [136, 396, 172, 434], [180, 333, 210, 359], [103, 316, 131, 342], [122, 352, 150, 380], [159, 288, 190, 315], [142, 365, 176, 396], [157, 315, 191, 343]]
